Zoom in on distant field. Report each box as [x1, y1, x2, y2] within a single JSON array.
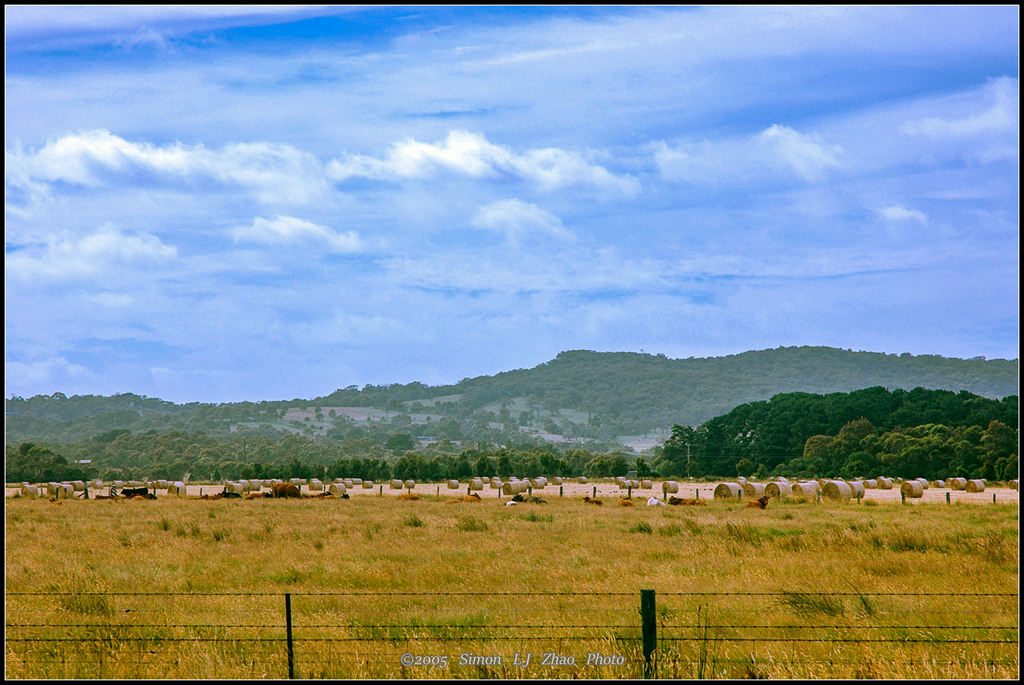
[[5, 479, 1018, 678]]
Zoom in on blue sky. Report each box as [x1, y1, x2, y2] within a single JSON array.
[[5, 6, 1019, 403]]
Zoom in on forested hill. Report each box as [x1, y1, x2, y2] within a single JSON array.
[[6, 347, 1017, 447], [414, 346, 1017, 429]]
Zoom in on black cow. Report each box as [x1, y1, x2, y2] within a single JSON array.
[[121, 487, 154, 499]]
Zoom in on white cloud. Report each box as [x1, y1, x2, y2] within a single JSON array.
[[471, 199, 573, 246], [231, 215, 366, 253], [878, 205, 928, 225], [755, 125, 843, 182], [6, 225, 177, 282], [6, 130, 328, 204], [902, 77, 1018, 138], [655, 124, 843, 185], [327, 130, 639, 196]]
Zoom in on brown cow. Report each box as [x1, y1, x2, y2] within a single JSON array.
[[619, 498, 635, 507], [245, 491, 272, 499], [582, 496, 603, 506], [668, 496, 706, 506], [398, 493, 420, 501], [745, 496, 770, 509], [272, 483, 301, 498]]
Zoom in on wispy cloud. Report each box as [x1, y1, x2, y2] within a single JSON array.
[[6, 130, 328, 204], [878, 205, 928, 225], [654, 124, 843, 185], [327, 130, 639, 196], [6, 225, 177, 282], [231, 215, 367, 253], [470, 199, 572, 246], [902, 77, 1018, 138]]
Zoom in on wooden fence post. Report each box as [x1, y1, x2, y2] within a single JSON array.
[[285, 593, 295, 679], [641, 589, 657, 679]]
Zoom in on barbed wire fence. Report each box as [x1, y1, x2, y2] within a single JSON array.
[[6, 590, 1018, 679]]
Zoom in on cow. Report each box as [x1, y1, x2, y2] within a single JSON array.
[[668, 496, 706, 506], [619, 498, 635, 507], [121, 487, 150, 499], [745, 496, 770, 509], [511, 494, 546, 504], [272, 483, 301, 499], [582, 496, 603, 506], [244, 491, 272, 499], [398, 493, 420, 501]]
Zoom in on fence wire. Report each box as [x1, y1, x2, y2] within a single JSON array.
[[5, 590, 1018, 679]]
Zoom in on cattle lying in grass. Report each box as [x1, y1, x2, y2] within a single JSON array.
[[619, 498, 635, 507], [668, 496, 706, 506], [445, 494, 483, 504], [582, 496, 603, 506], [272, 483, 301, 499], [745, 496, 770, 509], [511, 494, 546, 504], [398, 493, 420, 501], [245, 491, 272, 499], [646, 497, 666, 506]]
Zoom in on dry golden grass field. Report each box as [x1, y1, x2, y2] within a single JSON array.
[[5, 480, 1019, 680]]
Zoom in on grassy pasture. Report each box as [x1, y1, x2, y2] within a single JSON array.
[[5, 491, 1018, 679]]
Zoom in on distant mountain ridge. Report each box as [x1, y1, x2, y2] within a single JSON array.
[[6, 346, 1019, 445], [320, 346, 1018, 428]]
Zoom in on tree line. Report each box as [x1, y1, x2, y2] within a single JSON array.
[[659, 386, 1018, 480]]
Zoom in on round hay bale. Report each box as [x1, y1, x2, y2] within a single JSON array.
[[403, 479, 416, 489], [328, 482, 348, 496], [765, 481, 792, 499], [965, 479, 985, 493], [447, 480, 460, 489], [875, 477, 893, 490], [662, 481, 679, 494], [930, 480, 945, 488], [742, 482, 766, 498], [948, 477, 966, 491], [113, 480, 125, 488], [20, 485, 39, 497], [352, 478, 362, 485], [70, 480, 85, 492], [737, 476, 747, 485], [864, 479, 877, 489], [501, 481, 528, 496], [490, 479, 503, 490], [817, 478, 829, 489], [792, 482, 819, 499], [531, 478, 546, 489], [551, 477, 562, 485], [578, 477, 588, 484], [308, 479, 324, 491], [390, 480, 403, 490], [822, 480, 853, 501], [641, 480, 653, 489], [900, 481, 924, 498], [470, 478, 484, 491], [1010, 479, 1018, 491], [290, 478, 303, 486], [914, 478, 929, 490], [168, 482, 187, 496], [239, 480, 251, 491], [714, 482, 742, 499], [774, 476, 789, 483], [846, 481, 865, 499], [362, 481, 374, 489]]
